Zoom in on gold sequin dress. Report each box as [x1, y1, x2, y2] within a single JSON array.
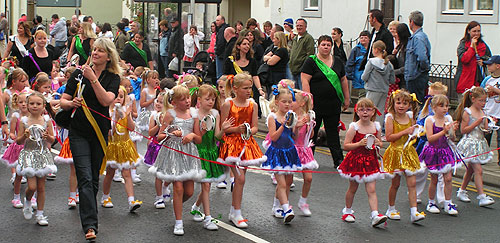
[[104, 115, 142, 169]]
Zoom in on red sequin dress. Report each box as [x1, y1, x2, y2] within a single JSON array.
[[338, 122, 384, 183]]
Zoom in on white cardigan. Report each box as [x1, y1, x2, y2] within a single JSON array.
[[183, 31, 205, 59]]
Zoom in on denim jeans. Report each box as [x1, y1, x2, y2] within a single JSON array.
[[406, 72, 429, 104], [69, 130, 108, 234], [292, 74, 302, 90], [160, 55, 169, 77], [216, 56, 224, 79], [55, 40, 66, 49]]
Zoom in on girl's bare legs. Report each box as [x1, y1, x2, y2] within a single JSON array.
[[345, 181, 359, 209], [388, 175, 401, 206], [102, 167, 116, 195], [406, 175, 417, 207], [231, 167, 246, 210], [365, 181, 378, 212], [173, 180, 194, 220]]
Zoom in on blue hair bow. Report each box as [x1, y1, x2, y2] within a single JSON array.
[[272, 85, 279, 96], [288, 85, 296, 101]]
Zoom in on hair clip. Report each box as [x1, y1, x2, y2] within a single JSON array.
[[391, 89, 401, 97], [424, 95, 433, 100], [227, 74, 234, 86], [189, 87, 199, 96], [272, 85, 279, 96], [409, 93, 422, 104], [287, 85, 296, 101], [464, 86, 476, 94], [279, 80, 288, 88]]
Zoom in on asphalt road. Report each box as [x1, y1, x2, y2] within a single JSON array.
[[1, 133, 499, 243]]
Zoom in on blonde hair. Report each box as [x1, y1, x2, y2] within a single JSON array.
[[455, 86, 487, 122], [269, 86, 294, 112], [295, 90, 313, 114], [81, 22, 97, 39], [164, 85, 190, 111], [191, 84, 220, 110], [387, 89, 420, 120], [388, 20, 400, 28], [273, 31, 288, 49], [177, 74, 199, 87], [279, 79, 295, 88], [419, 82, 449, 120], [91, 38, 121, 75], [11, 92, 29, 111], [372, 40, 389, 64], [141, 69, 159, 88], [34, 30, 47, 39], [353, 98, 377, 122], [224, 73, 252, 98], [111, 85, 129, 110], [7, 68, 28, 88]]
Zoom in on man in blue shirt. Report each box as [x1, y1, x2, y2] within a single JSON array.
[[405, 10, 431, 103]]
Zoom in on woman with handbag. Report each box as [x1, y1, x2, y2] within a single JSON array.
[[59, 38, 120, 241], [120, 31, 153, 70], [301, 35, 350, 168], [67, 22, 96, 66]]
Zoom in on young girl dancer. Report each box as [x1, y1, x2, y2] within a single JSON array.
[[2, 91, 29, 208], [121, 76, 142, 183], [191, 84, 231, 230], [16, 92, 56, 226], [215, 75, 232, 189], [143, 92, 171, 209], [383, 90, 426, 223], [101, 86, 143, 212], [455, 87, 495, 207], [54, 132, 79, 208], [148, 85, 205, 236], [293, 90, 318, 216], [338, 98, 387, 227], [218, 73, 267, 228], [262, 85, 302, 224], [419, 94, 461, 215], [137, 69, 160, 131], [2, 68, 29, 121]]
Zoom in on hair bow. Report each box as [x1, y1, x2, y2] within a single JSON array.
[[288, 85, 296, 101], [391, 89, 401, 97], [409, 93, 422, 104], [189, 86, 199, 96], [464, 86, 476, 94], [211, 85, 220, 95], [272, 85, 279, 96], [424, 95, 433, 100], [279, 80, 288, 88], [177, 72, 188, 84], [227, 74, 235, 86]]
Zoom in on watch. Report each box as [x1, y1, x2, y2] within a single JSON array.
[[1, 121, 8, 125]]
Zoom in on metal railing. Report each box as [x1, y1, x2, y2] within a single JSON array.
[[428, 61, 458, 104]]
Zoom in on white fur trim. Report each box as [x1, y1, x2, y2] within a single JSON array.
[[190, 107, 198, 119], [262, 139, 270, 151], [338, 169, 385, 183], [200, 169, 228, 183], [265, 112, 277, 127], [1, 158, 18, 167], [261, 164, 302, 175], [16, 164, 57, 178], [404, 162, 427, 176], [406, 111, 413, 119], [375, 121, 381, 132], [425, 161, 462, 174], [217, 156, 268, 167], [43, 114, 51, 122], [348, 122, 359, 131], [11, 112, 20, 119], [105, 156, 143, 170], [210, 109, 219, 117], [150, 168, 207, 182], [168, 109, 176, 118], [384, 113, 393, 123], [20, 116, 28, 126], [301, 160, 319, 170], [54, 156, 73, 164], [462, 151, 493, 164], [464, 107, 472, 115]]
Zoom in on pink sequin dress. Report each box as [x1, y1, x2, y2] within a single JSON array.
[[294, 122, 318, 170]]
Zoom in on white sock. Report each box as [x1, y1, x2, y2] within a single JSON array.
[[388, 205, 396, 211], [233, 209, 241, 217], [11, 173, 15, 178], [128, 196, 135, 204], [205, 215, 212, 221], [478, 194, 486, 199], [33, 192, 37, 198], [175, 220, 183, 226], [69, 192, 77, 198], [343, 207, 353, 214], [25, 198, 32, 207], [444, 200, 451, 206], [281, 204, 289, 211], [162, 185, 170, 195], [192, 204, 200, 211], [230, 177, 234, 183], [13, 194, 20, 200], [428, 199, 435, 204], [155, 195, 163, 201], [410, 207, 417, 215], [299, 196, 307, 205], [230, 206, 235, 214], [114, 170, 121, 177], [273, 197, 280, 207], [102, 194, 110, 200], [131, 169, 137, 177], [371, 210, 379, 218], [36, 210, 43, 216]]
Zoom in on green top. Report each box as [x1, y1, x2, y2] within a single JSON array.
[[289, 32, 315, 75]]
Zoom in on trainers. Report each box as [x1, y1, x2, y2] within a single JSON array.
[[282, 208, 295, 224], [68, 197, 77, 209], [31, 197, 37, 209], [23, 199, 33, 220], [290, 183, 295, 190], [75, 193, 79, 204], [191, 206, 205, 222], [443, 203, 458, 215], [36, 214, 48, 226], [342, 213, 355, 223], [272, 206, 284, 218], [416, 198, 422, 204], [456, 189, 471, 202], [426, 202, 440, 214], [217, 181, 227, 189], [203, 218, 219, 230], [9, 175, 15, 185], [229, 213, 248, 228], [371, 214, 388, 227], [163, 193, 172, 203], [113, 174, 123, 182], [478, 195, 495, 207], [46, 173, 56, 180], [101, 197, 114, 208], [173, 224, 184, 236], [129, 200, 142, 212], [385, 209, 401, 220], [132, 176, 142, 183], [12, 199, 23, 209], [411, 212, 426, 223], [21, 176, 27, 184], [154, 199, 166, 209], [298, 203, 312, 216]]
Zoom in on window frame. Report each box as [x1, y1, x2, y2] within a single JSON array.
[[437, 0, 498, 23], [301, 0, 322, 18]]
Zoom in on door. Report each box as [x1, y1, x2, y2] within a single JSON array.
[[381, 0, 394, 25]]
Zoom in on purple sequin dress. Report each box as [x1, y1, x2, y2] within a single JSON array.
[[419, 116, 460, 174]]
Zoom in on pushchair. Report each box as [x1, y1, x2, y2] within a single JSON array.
[[183, 51, 216, 84]]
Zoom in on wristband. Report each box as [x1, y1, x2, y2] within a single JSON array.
[[1, 121, 8, 125], [91, 79, 98, 84]]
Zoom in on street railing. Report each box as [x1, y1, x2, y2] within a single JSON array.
[[429, 61, 458, 104]]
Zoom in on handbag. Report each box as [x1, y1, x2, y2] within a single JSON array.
[[257, 63, 270, 85], [54, 72, 81, 129], [168, 57, 179, 71]]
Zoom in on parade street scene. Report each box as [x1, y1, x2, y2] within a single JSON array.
[[0, 0, 499, 242]]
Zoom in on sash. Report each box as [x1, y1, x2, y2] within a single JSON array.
[[228, 56, 243, 74], [310, 55, 344, 102], [128, 41, 148, 65], [14, 36, 28, 57], [74, 35, 88, 60]]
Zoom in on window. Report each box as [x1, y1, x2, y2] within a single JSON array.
[[438, 0, 498, 23], [301, 0, 322, 18]]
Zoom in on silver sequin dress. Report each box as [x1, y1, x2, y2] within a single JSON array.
[[148, 108, 206, 182], [456, 108, 493, 164], [16, 115, 57, 177]]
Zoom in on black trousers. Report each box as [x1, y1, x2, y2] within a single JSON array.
[[311, 111, 344, 166], [69, 130, 107, 234]]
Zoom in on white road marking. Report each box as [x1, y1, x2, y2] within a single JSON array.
[[217, 221, 270, 243]]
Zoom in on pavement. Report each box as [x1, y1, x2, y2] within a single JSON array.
[[257, 108, 500, 188]]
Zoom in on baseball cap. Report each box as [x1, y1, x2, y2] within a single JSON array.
[[483, 55, 500, 65]]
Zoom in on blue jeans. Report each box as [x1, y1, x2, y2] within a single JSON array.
[[216, 56, 224, 79], [160, 56, 169, 77], [293, 74, 302, 90], [406, 72, 429, 104], [69, 130, 108, 234], [286, 64, 293, 80], [55, 40, 66, 48]]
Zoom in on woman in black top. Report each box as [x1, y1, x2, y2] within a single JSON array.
[[3, 22, 33, 68], [332, 27, 348, 66], [68, 22, 96, 66], [301, 35, 350, 167], [392, 23, 411, 90], [23, 30, 56, 82], [60, 38, 120, 241], [241, 29, 264, 66], [120, 31, 153, 69], [263, 31, 289, 88]]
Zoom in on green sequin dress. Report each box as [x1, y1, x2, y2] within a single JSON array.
[[196, 109, 227, 183]]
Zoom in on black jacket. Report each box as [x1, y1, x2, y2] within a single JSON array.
[[215, 23, 229, 57], [360, 23, 394, 70], [223, 36, 237, 60], [168, 26, 184, 58]]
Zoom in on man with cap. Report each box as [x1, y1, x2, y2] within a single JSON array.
[[289, 18, 315, 89], [481, 55, 500, 166], [168, 16, 184, 77], [283, 18, 295, 49]]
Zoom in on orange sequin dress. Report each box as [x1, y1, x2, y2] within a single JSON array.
[[218, 99, 267, 166], [54, 138, 73, 164]]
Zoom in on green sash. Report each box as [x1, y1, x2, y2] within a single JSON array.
[[128, 41, 148, 65], [310, 55, 344, 102], [74, 35, 88, 60]]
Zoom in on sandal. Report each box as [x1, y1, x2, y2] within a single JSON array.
[[85, 229, 96, 241]]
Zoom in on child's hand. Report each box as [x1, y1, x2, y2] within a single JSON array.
[[9, 133, 16, 140], [24, 129, 30, 138], [221, 117, 235, 132], [473, 116, 485, 128], [200, 121, 208, 131], [172, 130, 182, 137], [42, 130, 49, 140], [357, 137, 367, 147], [443, 121, 457, 133], [182, 133, 194, 144], [405, 126, 415, 135], [296, 116, 308, 127], [375, 138, 383, 147], [238, 124, 246, 134]]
